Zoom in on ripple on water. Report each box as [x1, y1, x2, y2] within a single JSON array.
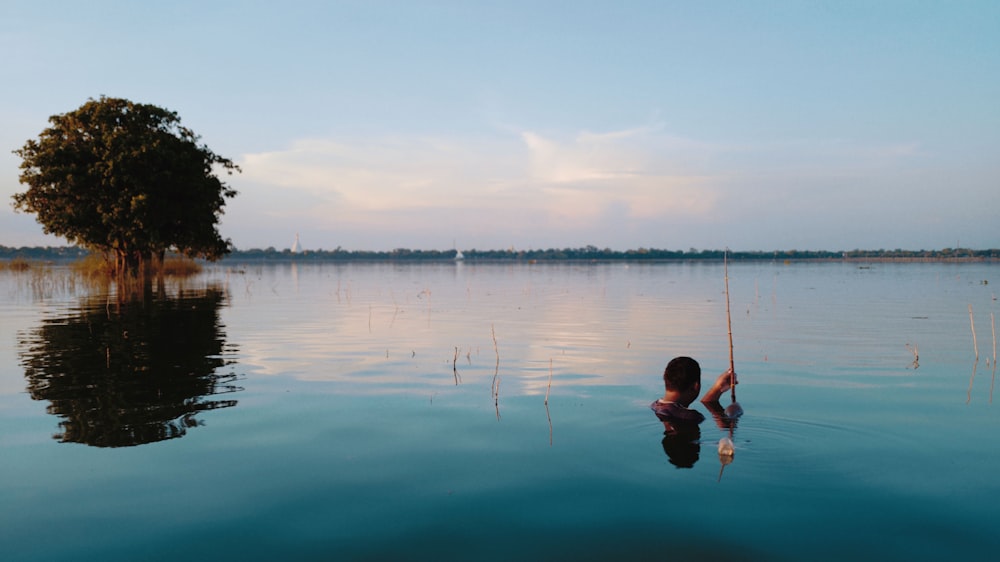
[[715, 412, 929, 490]]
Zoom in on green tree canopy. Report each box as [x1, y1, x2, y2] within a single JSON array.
[[12, 96, 239, 275]]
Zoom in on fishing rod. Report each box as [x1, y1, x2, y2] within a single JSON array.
[[725, 249, 735, 401]]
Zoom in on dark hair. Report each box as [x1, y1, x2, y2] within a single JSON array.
[[663, 356, 701, 392]]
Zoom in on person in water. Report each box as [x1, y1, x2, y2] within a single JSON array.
[[651, 356, 739, 468]]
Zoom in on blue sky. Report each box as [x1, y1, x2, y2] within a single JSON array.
[[2, 0, 998, 252]]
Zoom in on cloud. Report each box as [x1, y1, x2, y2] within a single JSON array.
[[522, 130, 642, 183], [236, 125, 725, 241], [226, 122, 970, 252], [6, 119, 985, 252], [521, 126, 725, 225], [241, 136, 521, 211]]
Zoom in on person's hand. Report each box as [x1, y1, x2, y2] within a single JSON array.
[[701, 367, 737, 403], [713, 367, 737, 394]]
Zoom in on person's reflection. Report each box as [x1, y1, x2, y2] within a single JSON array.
[[18, 286, 241, 447], [651, 356, 741, 468], [658, 417, 703, 468]]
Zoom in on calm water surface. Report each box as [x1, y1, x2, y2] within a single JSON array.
[[1, 261, 998, 561]]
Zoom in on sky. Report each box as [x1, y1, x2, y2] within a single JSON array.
[[1, 0, 998, 253]]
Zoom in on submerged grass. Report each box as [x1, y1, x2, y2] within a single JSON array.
[[0, 258, 79, 299], [1, 254, 205, 300], [69, 254, 115, 279], [159, 256, 203, 276], [70, 253, 203, 279], [1, 257, 37, 272]]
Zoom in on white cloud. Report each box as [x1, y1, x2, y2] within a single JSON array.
[[521, 131, 641, 183], [225, 123, 981, 252], [235, 125, 726, 242], [241, 136, 522, 211], [520, 126, 724, 222]]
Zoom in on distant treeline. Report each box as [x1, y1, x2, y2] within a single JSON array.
[[229, 246, 998, 262], [3, 245, 997, 263], [0, 246, 90, 261]]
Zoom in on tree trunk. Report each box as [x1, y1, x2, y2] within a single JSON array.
[[114, 250, 127, 279], [113, 249, 145, 278], [152, 249, 165, 296]]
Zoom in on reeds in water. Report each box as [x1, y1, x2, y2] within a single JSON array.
[[70, 254, 202, 278], [452, 346, 461, 385], [491, 324, 501, 420], [991, 313, 997, 404], [545, 358, 553, 406], [2, 257, 34, 272], [967, 304, 984, 404], [159, 257, 202, 276], [993, 312, 997, 368], [969, 304, 979, 361], [906, 343, 919, 370]]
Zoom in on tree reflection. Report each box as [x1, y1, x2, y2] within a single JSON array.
[[18, 285, 241, 447]]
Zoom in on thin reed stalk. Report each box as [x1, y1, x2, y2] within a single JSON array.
[[491, 324, 501, 419], [545, 401, 553, 446], [969, 304, 979, 361], [907, 343, 919, 370], [991, 313, 996, 404], [967, 360, 978, 404], [992, 312, 997, 367], [545, 358, 553, 405], [491, 324, 500, 374]]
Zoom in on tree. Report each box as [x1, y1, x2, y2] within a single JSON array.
[[12, 96, 240, 276]]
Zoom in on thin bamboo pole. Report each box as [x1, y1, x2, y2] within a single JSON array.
[[725, 249, 736, 401]]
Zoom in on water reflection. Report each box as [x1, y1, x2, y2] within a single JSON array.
[[655, 401, 742, 470], [18, 285, 241, 447], [659, 419, 702, 468]]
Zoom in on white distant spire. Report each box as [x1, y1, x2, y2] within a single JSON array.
[[291, 233, 300, 253]]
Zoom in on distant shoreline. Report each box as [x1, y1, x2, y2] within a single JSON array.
[[2, 245, 997, 264]]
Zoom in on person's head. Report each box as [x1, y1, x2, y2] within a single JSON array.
[[662, 356, 701, 403]]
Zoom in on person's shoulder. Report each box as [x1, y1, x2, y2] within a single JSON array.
[[650, 399, 674, 415], [651, 400, 705, 423]]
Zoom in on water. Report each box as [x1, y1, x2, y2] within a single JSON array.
[[1, 261, 997, 560]]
